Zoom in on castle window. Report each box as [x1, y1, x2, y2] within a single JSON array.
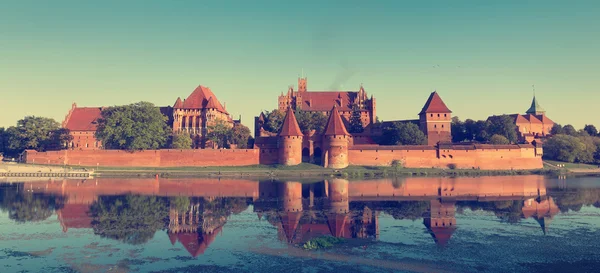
[[437, 114, 440, 117], [434, 125, 437, 128], [444, 114, 447, 117], [430, 114, 433, 117], [442, 125, 444, 128]]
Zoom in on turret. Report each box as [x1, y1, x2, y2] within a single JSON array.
[[418, 91, 452, 146], [323, 105, 351, 169], [278, 107, 303, 166]]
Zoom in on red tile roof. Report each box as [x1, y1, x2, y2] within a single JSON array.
[[523, 114, 542, 124], [324, 105, 350, 136], [278, 107, 303, 136], [298, 91, 357, 111], [419, 92, 452, 115], [428, 227, 456, 246], [57, 204, 92, 232], [175, 227, 222, 257], [327, 213, 349, 238], [181, 85, 228, 114], [535, 114, 554, 124], [64, 107, 102, 131], [173, 97, 183, 108], [280, 211, 302, 242]]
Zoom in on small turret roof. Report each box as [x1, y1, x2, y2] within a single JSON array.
[[419, 91, 452, 115], [324, 105, 350, 136], [173, 97, 183, 108], [278, 107, 303, 136], [526, 96, 545, 114]]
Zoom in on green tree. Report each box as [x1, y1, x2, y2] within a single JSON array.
[[543, 135, 587, 163], [464, 119, 490, 142], [380, 122, 427, 145], [348, 106, 364, 133], [562, 124, 577, 136], [96, 102, 170, 150], [0, 184, 65, 223], [169, 132, 193, 149], [207, 119, 232, 148], [4, 116, 68, 154], [584, 124, 598, 136], [451, 117, 467, 142], [488, 115, 518, 143], [263, 109, 285, 133], [551, 124, 564, 135], [295, 110, 328, 134], [230, 124, 252, 148], [89, 195, 168, 245], [489, 134, 510, 145], [0, 127, 6, 155]]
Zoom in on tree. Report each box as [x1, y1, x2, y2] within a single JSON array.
[[543, 135, 587, 163], [207, 119, 232, 149], [0, 127, 6, 155], [89, 195, 168, 245], [562, 124, 577, 136], [488, 115, 518, 143], [551, 124, 564, 135], [584, 125, 598, 136], [464, 119, 490, 142], [96, 102, 170, 150], [169, 132, 193, 149], [295, 110, 327, 134], [451, 117, 467, 142], [230, 124, 252, 148], [262, 109, 285, 134], [489, 134, 510, 145], [4, 116, 68, 155], [348, 106, 364, 133], [380, 122, 427, 145]]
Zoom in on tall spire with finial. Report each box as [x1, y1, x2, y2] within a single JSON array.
[[526, 84, 545, 115]]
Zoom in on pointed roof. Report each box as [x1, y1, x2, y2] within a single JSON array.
[[182, 85, 228, 113], [168, 232, 178, 245], [324, 105, 350, 136], [278, 107, 303, 136], [326, 213, 349, 238], [526, 96, 545, 114], [419, 91, 452, 115], [173, 97, 183, 108], [428, 227, 456, 246], [63, 107, 102, 131], [280, 211, 302, 242], [205, 96, 218, 109]]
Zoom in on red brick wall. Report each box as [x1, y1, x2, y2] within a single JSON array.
[[348, 146, 542, 170], [25, 149, 260, 167], [70, 131, 101, 150]]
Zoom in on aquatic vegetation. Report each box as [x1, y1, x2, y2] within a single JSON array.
[[302, 236, 345, 250]]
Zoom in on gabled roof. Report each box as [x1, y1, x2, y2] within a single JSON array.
[[175, 227, 222, 257], [182, 85, 228, 114], [535, 114, 554, 124], [324, 105, 350, 136], [173, 97, 183, 108], [278, 107, 303, 136], [523, 114, 542, 124], [64, 107, 102, 131], [295, 91, 359, 111], [419, 91, 452, 115], [526, 96, 545, 114]]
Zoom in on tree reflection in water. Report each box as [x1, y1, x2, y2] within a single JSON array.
[[0, 184, 64, 223]]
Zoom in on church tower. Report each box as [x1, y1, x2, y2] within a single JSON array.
[[278, 107, 303, 166], [323, 105, 351, 169], [418, 91, 452, 146]]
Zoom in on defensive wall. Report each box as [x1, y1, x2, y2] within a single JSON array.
[[24, 142, 543, 170]]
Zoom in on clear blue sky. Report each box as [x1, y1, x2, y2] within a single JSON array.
[[1, 0, 598, 129]]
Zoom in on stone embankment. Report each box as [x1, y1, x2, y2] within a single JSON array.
[[0, 163, 93, 179]]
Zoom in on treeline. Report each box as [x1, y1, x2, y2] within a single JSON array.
[[543, 124, 600, 164], [451, 116, 519, 144], [0, 116, 73, 158], [96, 102, 252, 150], [0, 101, 253, 157]]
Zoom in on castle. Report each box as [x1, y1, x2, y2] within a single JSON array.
[[487, 95, 555, 143], [61, 85, 240, 149], [26, 76, 545, 170]]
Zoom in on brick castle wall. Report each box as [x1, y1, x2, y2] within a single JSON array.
[[25, 144, 542, 170], [24, 149, 260, 167], [348, 145, 542, 170]]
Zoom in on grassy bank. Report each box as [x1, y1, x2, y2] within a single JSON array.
[[47, 163, 563, 179]]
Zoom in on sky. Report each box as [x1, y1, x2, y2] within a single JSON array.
[[1, 0, 599, 130]]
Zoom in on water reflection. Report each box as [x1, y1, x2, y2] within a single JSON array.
[[2, 175, 598, 258]]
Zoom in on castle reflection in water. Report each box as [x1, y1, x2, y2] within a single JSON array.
[[10, 176, 561, 257]]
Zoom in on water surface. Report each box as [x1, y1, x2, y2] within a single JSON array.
[[1, 175, 599, 272]]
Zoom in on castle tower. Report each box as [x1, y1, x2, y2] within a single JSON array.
[[323, 105, 351, 169], [298, 76, 307, 92], [423, 199, 456, 246], [418, 91, 452, 146], [278, 107, 303, 166], [526, 95, 545, 116]]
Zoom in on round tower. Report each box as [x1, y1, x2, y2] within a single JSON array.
[[327, 179, 349, 213], [278, 107, 303, 166], [323, 105, 351, 169]]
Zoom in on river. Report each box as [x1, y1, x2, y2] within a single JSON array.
[[0, 175, 599, 272]]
